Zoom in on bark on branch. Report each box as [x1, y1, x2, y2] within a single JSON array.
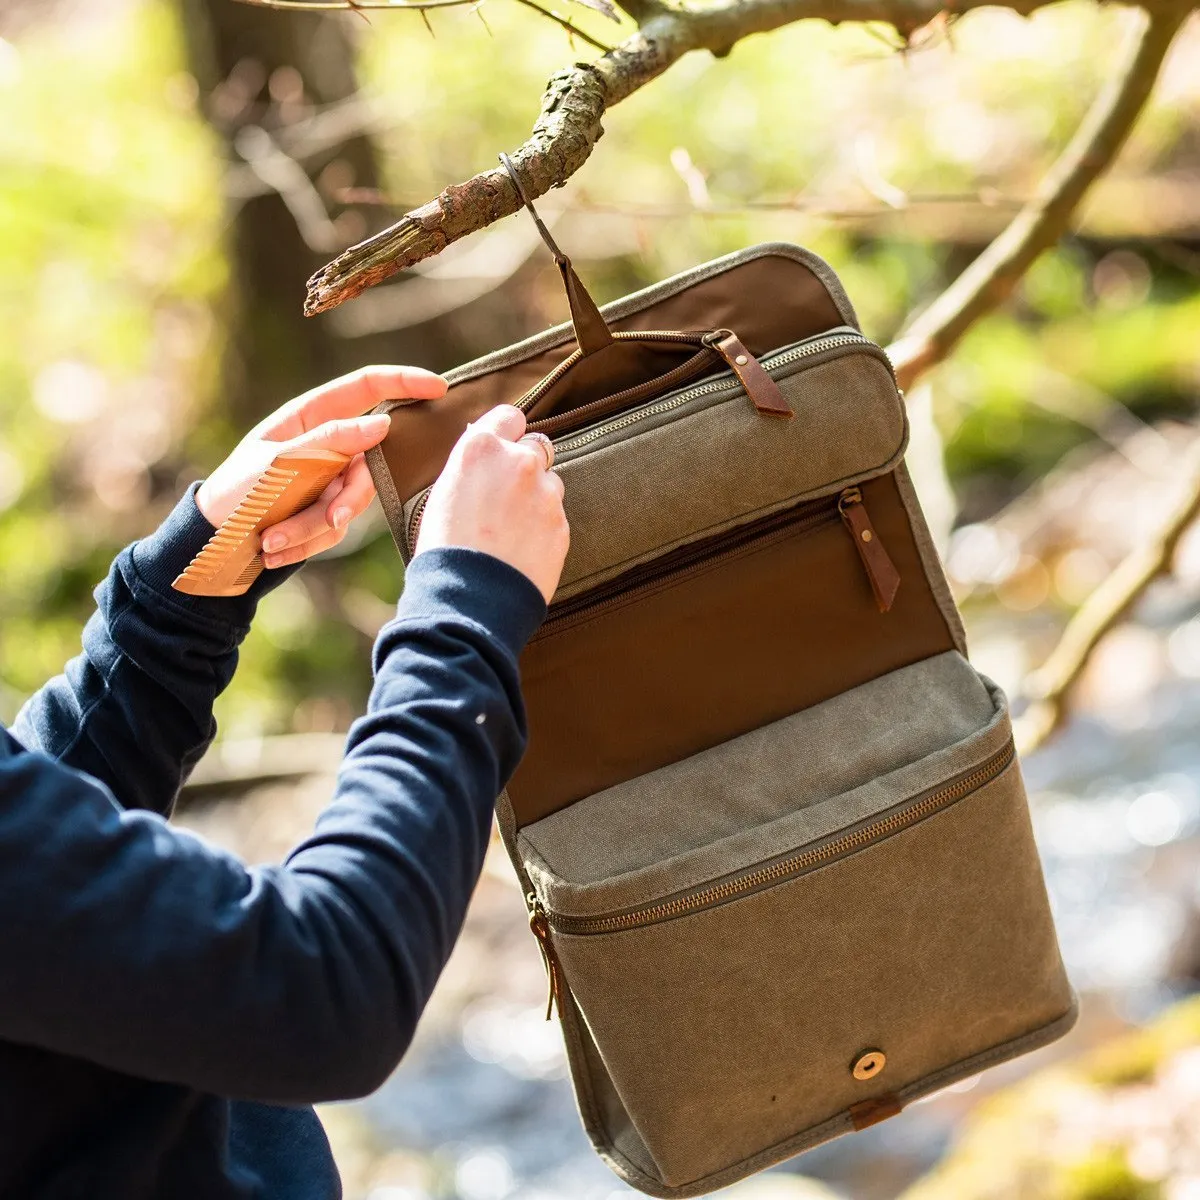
[[888, 4, 1187, 390], [304, 0, 1193, 314], [1016, 436, 1200, 754]]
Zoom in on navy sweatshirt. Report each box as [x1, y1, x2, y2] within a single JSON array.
[[0, 486, 546, 1198]]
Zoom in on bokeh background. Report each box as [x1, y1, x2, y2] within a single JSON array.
[[3, 1, 1200, 1196]]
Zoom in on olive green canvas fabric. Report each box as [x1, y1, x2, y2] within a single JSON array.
[[367, 241, 1076, 1197]]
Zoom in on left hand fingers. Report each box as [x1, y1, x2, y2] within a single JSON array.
[[259, 365, 447, 440], [259, 452, 379, 555], [324, 454, 376, 532], [260, 475, 343, 555], [262, 524, 348, 570]]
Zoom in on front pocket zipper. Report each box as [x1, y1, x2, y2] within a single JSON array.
[[537, 485, 898, 635], [527, 738, 1016, 1019]]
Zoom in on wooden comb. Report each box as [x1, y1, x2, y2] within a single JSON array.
[[173, 449, 350, 597]]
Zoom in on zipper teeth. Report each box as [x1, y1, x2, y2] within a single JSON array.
[[540, 501, 839, 629], [406, 492, 429, 556], [545, 741, 1016, 935], [517, 331, 708, 415], [554, 331, 869, 455]]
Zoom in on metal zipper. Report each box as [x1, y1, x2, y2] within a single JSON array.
[[527, 739, 1016, 1015], [553, 328, 870, 456], [545, 739, 1016, 934], [516, 330, 713, 418], [539, 494, 843, 632], [406, 491, 430, 557]]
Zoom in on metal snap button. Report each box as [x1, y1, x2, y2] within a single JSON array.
[[852, 1049, 886, 1081]]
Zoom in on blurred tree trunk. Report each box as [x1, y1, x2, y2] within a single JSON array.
[[178, 0, 400, 423]]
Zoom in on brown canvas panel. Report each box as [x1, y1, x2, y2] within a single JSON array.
[[507, 472, 957, 827], [372, 253, 846, 507]]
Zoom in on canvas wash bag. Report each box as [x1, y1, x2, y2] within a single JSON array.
[[364, 172, 1078, 1197]]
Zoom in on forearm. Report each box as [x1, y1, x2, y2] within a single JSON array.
[[13, 485, 297, 816], [0, 549, 544, 1103]]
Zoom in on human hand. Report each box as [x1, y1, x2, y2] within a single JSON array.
[[415, 405, 569, 604], [196, 366, 447, 569]]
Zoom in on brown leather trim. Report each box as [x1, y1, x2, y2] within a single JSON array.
[[507, 472, 956, 826], [839, 488, 901, 612], [709, 331, 792, 417], [558, 258, 615, 355], [848, 1094, 903, 1131]]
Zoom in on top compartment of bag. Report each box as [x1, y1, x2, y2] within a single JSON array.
[[367, 244, 871, 545]]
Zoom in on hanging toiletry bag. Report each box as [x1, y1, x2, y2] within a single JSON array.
[[364, 173, 1077, 1197]]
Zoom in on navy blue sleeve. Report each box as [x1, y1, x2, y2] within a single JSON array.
[[0, 537, 546, 1102], [12, 484, 300, 817]]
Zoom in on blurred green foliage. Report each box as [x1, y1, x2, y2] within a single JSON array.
[[0, 1, 225, 717], [1, 0, 1197, 734]]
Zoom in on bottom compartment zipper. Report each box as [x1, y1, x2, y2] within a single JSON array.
[[527, 738, 1016, 1018]]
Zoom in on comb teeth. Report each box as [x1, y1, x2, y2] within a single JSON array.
[[173, 450, 351, 597]]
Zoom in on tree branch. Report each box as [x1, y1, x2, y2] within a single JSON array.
[[888, 4, 1187, 391], [613, 0, 667, 21], [1015, 435, 1200, 755], [305, 0, 1194, 314]]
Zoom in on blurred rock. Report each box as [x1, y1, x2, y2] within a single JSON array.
[[898, 996, 1200, 1200]]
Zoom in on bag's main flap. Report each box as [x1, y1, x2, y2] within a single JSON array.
[[366, 243, 858, 539]]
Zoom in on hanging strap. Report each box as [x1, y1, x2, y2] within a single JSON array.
[[499, 152, 614, 356]]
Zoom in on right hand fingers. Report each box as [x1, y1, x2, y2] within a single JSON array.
[[466, 404, 527, 443]]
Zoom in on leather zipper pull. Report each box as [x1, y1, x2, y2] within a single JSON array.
[[528, 895, 565, 1021], [839, 487, 900, 612], [706, 330, 793, 418]]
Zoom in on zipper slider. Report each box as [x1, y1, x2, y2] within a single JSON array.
[[838, 487, 900, 613], [704, 330, 793, 418], [527, 893, 565, 1021]]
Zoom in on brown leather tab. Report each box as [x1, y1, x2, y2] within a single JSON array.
[[498, 152, 613, 356], [848, 1094, 903, 1131], [558, 258, 615, 356], [708, 330, 793, 417], [839, 487, 901, 612]]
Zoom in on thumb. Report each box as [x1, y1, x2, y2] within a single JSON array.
[[289, 412, 392, 457]]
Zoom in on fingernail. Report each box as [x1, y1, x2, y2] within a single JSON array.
[[363, 413, 391, 435], [263, 553, 282, 569], [262, 532, 287, 553], [332, 507, 351, 530]]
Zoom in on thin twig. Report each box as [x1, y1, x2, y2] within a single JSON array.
[[331, 184, 1023, 214], [510, 0, 614, 48], [1016, 436, 1200, 755], [233, 125, 342, 252], [233, 0, 490, 9], [888, 5, 1187, 391]]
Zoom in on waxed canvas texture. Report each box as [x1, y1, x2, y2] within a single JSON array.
[[368, 242, 1076, 1197]]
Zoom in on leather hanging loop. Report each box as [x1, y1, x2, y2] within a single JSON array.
[[499, 152, 614, 356]]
